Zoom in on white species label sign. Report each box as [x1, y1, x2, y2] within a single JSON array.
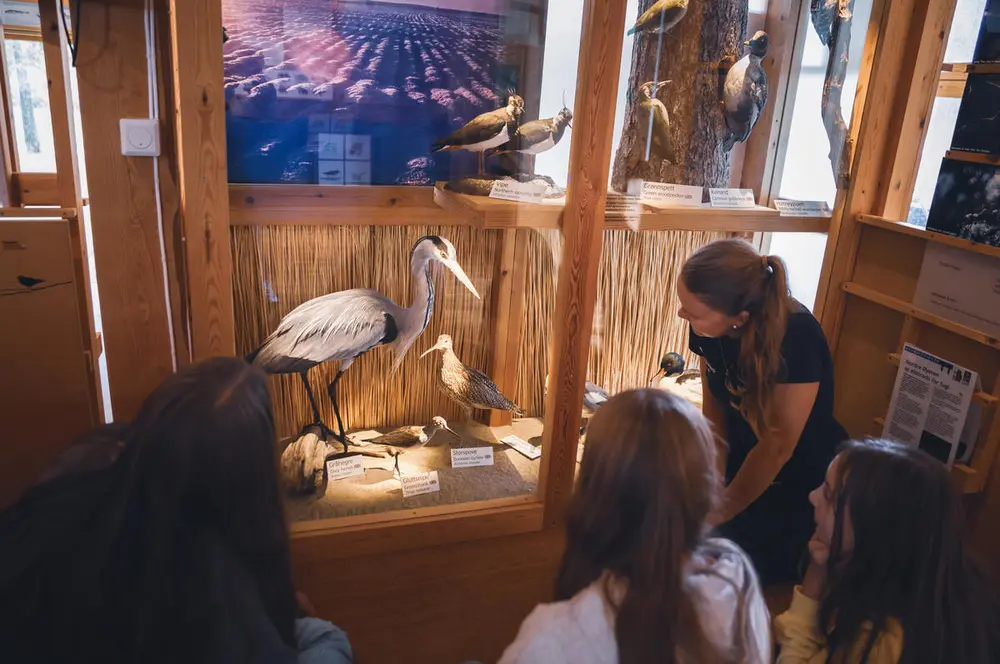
[[708, 188, 756, 208], [773, 199, 831, 217], [489, 179, 546, 204], [400, 471, 441, 498], [326, 456, 365, 481], [450, 446, 495, 468], [500, 434, 542, 460], [640, 181, 703, 206]]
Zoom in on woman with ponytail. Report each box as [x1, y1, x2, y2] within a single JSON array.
[[498, 390, 771, 664], [678, 238, 847, 585]]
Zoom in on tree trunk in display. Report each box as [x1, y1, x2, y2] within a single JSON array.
[[611, 0, 749, 191], [819, 0, 856, 188]]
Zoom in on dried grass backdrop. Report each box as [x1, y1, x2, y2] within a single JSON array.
[[232, 225, 731, 436]]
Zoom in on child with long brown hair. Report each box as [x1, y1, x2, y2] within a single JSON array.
[[679, 238, 847, 585], [498, 389, 770, 664], [775, 439, 1000, 663]]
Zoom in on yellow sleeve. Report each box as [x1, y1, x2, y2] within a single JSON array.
[[774, 587, 904, 664], [774, 586, 827, 664]]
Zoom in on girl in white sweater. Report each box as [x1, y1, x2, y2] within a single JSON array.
[[499, 389, 771, 664]]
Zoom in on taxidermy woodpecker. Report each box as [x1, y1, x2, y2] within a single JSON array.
[[810, 0, 839, 46], [637, 80, 677, 163], [496, 106, 573, 156], [420, 334, 522, 420], [626, 0, 689, 36], [649, 352, 703, 409], [431, 94, 524, 175], [721, 30, 770, 152]]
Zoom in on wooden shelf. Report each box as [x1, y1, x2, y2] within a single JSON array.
[[942, 63, 1000, 74], [432, 184, 564, 229], [937, 70, 967, 98], [944, 150, 1000, 166], [857, 215, 1000, 260], [0, 207, 76, 219], [872, 417, 979, 493], [887, 353, 998, 407], [842, 281, 1000, 350], [434, 184, 832, 232]]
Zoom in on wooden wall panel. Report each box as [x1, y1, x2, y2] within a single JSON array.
[[0, 219, 93, 509], [74, 2, 176, 419]]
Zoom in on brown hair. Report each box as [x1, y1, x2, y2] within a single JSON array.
[[555, 389, 746, 664], [681, 238, 792, 435]]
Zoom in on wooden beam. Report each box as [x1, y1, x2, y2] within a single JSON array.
[[169, 0, 234, 358], [945, 149, 1000, 166], [815, 0, 924, 345], [0, 206, 74, 218], [740, 0, 809, 204], [38, 0, 101, 424], [937, 70, 966, 97], [0, 29, 16, 206], [487, 229, 519, 427], [539, 0, 628, 527], [73, 0, 177, 419], [231, 184, 472, 226], [883, 0, 958, 219], [12, 172, 58, 205]]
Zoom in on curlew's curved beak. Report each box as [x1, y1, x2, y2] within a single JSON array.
[[419, 340, 445, 359], [442, 258, 480, 299], [648, 367, 666, 385]]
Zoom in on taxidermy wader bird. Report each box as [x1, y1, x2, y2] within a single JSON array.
[[721, 30, 770, 151], [650, 352, 703, 409], [420, 334, 522, 420], [626, 0, 689, 36], [369, 416, 459, 476], [431, 93, 524, 175], [247, 236, 480, 454], [637, 80, 677, 163]]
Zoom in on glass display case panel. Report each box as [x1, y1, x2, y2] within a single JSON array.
[[224, 0, 582, 526], [222, 0, 577, 190]]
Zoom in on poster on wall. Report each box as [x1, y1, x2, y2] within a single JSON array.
[[222, 0, 541, 187], [925, 159, 1000, 248], [951, 74, 1000, 156], [913, 241, 1000, 341], [973, 0, 999, 64]]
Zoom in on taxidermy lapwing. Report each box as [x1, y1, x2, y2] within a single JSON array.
[[420, 333, 522, 420], [626, 0, 689, 36], [368, 416, 459, 475], [431, 94, 525, 175], [247, 236, 480, 455], [649, 352, 703, 408], [496, 105, 573, 156], [637, 80, 677, 163], [721, 30, 770, 151]]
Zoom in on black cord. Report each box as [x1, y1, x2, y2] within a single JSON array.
[[58, 0, 82, 67], [0, 280, 72, 297]]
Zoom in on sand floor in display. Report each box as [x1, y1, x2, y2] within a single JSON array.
[[285, 418, 544, 522]]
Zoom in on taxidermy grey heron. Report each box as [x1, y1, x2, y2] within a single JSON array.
[[247, 236, 481, 454]]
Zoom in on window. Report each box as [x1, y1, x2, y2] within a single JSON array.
[[4, 39, 56, 172]]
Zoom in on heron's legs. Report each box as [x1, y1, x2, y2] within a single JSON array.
[[477, 151, 484, 176], [300, 371, 335, 440], [326, 370, 348, 453]]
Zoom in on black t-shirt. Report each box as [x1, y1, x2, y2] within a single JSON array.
[[688, 302, 847, 491]]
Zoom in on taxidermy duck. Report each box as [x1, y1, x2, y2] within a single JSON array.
[[496, 106, 573, 156], [431, 94, 525, 175], [637, 80, 677, 163], [420, 334, 522, 420], [722, 30, 770, 151], [626, 0, 689, 36], [368, 416, 459, 476], [649, 352, 703, 408]]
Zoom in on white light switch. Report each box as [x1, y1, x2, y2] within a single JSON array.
[[120, 118, 160, 157]]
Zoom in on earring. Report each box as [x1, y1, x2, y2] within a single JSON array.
[[732, 324, 739, 330]]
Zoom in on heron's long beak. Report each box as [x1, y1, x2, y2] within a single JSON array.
[[648, 367, 665, 384], [442, 258, 481, 299]]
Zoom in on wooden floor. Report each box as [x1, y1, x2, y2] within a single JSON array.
[[294, 528, 565, 664]]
